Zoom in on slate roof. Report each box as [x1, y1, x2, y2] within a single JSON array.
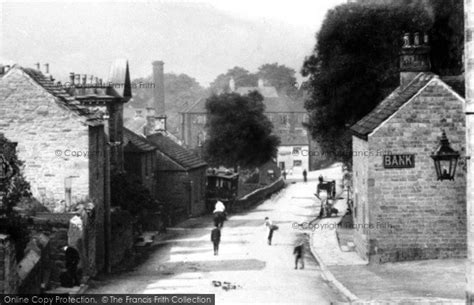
[[236, 86, 279, 98], [181, 90, 306, 114], [123, 127, 156, 152], [20, 67, 103, 126], [124, 117, 147, 136], [147, 133, 207, 171], [279, 133, 309, 146], [351, 73, 436, 139]]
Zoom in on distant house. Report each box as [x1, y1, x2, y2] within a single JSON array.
[[180, 79, 309, 173], [147, 133, 207, 220], [350, 33, 466, 263], [123, 127, 157, 194], [0, 64, 107, 273]]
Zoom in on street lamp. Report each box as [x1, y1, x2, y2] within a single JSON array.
[[430, 131, 460, 181]]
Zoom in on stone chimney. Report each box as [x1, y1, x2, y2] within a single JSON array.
[[229, 77, 235, 92], [400, 32, 431, 88], [152, 61, 165, 116]]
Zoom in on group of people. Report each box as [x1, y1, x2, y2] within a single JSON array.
[[211, 200, 304, 269]]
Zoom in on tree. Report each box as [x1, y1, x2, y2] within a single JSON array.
[[302, 2, 434, 163], [203, 91, 280, 170], [257, 63, 298, 96], [209, 67, 258, 93]]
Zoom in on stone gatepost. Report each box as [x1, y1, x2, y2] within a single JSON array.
[[464, 0, 474, 302]]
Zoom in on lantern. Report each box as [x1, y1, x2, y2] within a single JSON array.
[[430, 131, 460, 181]]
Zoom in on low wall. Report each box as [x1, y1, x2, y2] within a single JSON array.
[[234, 178, 285, 211], [110, 209, 135, 270]]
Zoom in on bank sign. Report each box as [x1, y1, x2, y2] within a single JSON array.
[[383, 154, 415, 169]]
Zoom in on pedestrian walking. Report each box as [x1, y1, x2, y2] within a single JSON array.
[[211, 225, 221, 255], [264, 217, 278, 245], [282, 170, 287, 180], [303, 169, 307, 182], [293, 242, 305, 269], [213, 200, 226, 228]]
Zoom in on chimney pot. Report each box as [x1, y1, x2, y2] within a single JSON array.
[[402, 33, 411, 48], [414, 32, 420, 46], [69, 72, 75, 85], [35, 63, 40, 71], [44, 63, 50, 74]]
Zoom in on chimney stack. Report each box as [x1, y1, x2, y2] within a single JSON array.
[[152, 60, 165, 116], [75, 74, 81, 86], [82, 74, 87, 86], [69, 73, 75, 85], [399, 32, 431, 88], [44, 63, 49, 74], [35, 63, 40, 71]]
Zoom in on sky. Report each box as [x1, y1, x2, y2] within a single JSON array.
[[1, 0, 346, 87]]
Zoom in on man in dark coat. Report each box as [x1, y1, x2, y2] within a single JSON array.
[[303, 169, 307, 182], [211, 225, 221, 255], [60, 245, 80, 287], [293, 242, 304, 269]]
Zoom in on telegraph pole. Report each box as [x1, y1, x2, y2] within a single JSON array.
[[464, 0, 474, 303]]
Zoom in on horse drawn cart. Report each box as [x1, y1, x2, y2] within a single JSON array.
[[315, 177, 337, 218]]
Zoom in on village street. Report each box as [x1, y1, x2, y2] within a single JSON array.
[[87, 166, 347, 304]]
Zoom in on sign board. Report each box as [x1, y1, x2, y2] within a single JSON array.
[[383, 154, 415, 169]]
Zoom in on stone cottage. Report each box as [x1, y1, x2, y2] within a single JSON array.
[[350, 33, 466, 263], [147, 132, 207, 220], [0, 64, 107, 273]]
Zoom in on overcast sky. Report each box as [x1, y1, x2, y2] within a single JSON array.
[[1, 0, 346, 86]]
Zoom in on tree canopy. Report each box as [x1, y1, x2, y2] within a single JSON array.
[[257, 63, 298, 96], [203, 91, 280, 169], [209, 64, 299, 96], [302, 0, 462, 163]]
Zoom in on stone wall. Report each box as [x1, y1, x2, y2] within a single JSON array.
[[155, 167, 207, 221], [352, 136, 369, 260], [110, 209, 134, 270], [0, 68, 90, 210], [367, 79, 466, 263], [235, 178, 285, 211], [0, 235, 19, 293]]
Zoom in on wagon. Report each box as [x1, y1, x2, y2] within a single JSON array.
[[206, 169, 239, 213]]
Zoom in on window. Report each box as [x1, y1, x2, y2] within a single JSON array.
[[293, 160, 302, 167], [279, 114, 288, 125]]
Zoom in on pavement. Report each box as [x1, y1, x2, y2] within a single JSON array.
[[86, 165, 348, 304], [306, 168, 467, 305]]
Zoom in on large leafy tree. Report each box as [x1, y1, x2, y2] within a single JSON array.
[[204, 91, 280, 170], [302, 2, 441, 163], [257, 63, 298, 96], [209, 67, 258, 93]]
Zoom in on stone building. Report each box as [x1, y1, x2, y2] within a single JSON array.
[[0, 64, 107, 273], [350, 33, 466, 263], [180, 80, 309, 173], [147, 133, 207, 220], [123, 127, 157, 194]]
